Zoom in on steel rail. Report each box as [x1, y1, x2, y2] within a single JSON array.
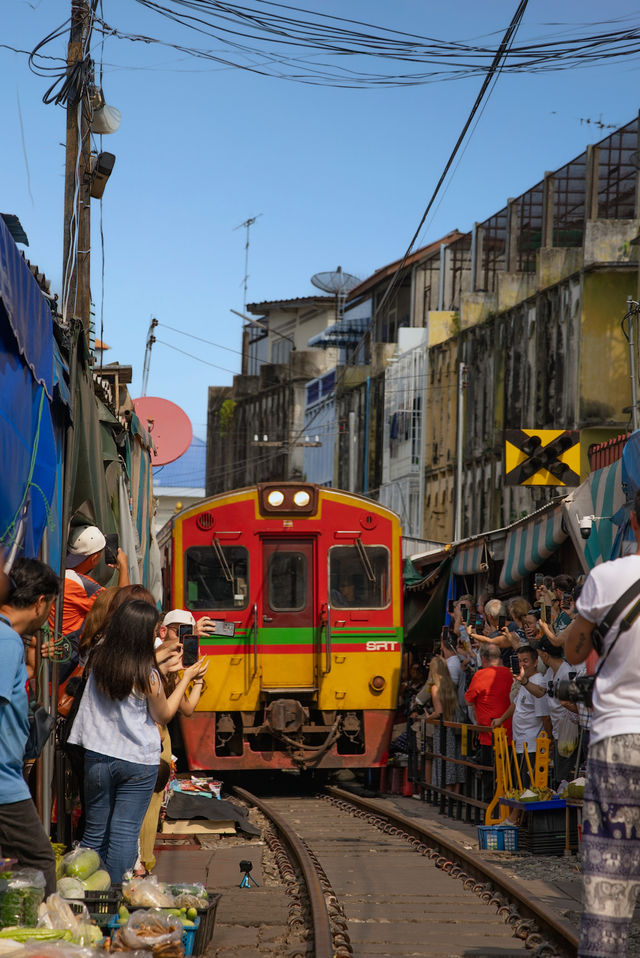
[[326, 785, 579, 956], [232, 786, 333, 958]]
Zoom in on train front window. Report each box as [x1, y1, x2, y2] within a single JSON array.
[[185, 546, 249, 610], [329, 545, 389, 609], [268, 551, 307, 611]]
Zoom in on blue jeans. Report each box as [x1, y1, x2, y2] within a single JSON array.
[[82, 751, 158, 882]]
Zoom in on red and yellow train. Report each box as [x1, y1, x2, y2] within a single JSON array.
[[158, 482, 404, 772]]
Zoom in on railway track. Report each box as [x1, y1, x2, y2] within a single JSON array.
[[229, 784, 579, 958]]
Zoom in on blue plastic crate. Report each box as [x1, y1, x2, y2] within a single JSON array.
[[107, 913, 200, 956], [477, 824, 519, 852]]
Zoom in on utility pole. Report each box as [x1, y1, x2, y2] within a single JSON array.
[[62, 0, 92, 332], [454, 362, 467, 541]]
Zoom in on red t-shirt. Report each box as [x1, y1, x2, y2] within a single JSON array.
[[465, 665, 514, 744]]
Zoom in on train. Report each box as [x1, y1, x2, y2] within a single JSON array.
[[157, 482, 404, 772]]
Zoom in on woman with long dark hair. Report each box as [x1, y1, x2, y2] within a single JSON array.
[[68, 599, 207, 881]]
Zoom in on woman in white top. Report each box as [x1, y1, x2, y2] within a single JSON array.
[[68, 599, 207, 881]]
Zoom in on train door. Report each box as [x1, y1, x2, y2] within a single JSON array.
[[260, 539, 315, 689]]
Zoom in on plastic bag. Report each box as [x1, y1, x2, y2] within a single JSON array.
[[168, 884, 207, 910], [24, 942, 95, 958], [60, 851, 100, 884], [557, 710, 579, 757], [0, 872, 46, 928], [118, 910, 183, 951], [122, 879, 174, 909]]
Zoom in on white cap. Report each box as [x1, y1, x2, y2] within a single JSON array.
[[163, 609, 196, 628], [66, 525, 106, 568]]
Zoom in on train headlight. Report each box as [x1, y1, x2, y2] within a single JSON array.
[[369, 675, 386, 692], [267, 490, 285, 507], [293, 490, 310, 507]]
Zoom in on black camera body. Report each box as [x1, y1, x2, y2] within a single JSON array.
[[548, 672, 595, 708]]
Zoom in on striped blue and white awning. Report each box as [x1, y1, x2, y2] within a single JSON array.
[[452, 539, 488, 576], [499, 502, 567, 590], [562, 458, 625, 571]]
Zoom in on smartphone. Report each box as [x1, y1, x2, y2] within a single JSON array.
[[561, 592, 571, 610], [498, 614, 506, 629], [545, 605, 552, 621], [199, 618, 236, 637], [104, 533, 119, 566], [447, 599, 455, 614], [511, 660, 520, 676], [460, 604, 469, 623], [178, 623, 192, 642], [440, 625, 449, 642], [475, 614, 484, 633], [535, 573, 543, 587], [182, 634, 199, 667]]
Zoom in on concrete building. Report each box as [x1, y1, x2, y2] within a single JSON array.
[[206, 296, 339, 495]]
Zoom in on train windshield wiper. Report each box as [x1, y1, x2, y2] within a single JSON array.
[[212, 537, 233, 582], [355, 537, 376, 583]]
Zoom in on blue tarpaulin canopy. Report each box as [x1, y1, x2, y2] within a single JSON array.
[[0, 216, 57, 558]]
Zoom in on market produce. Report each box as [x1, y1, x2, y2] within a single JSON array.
[[60, 853, 100, 884], [79, 872, 109, 894], [54, 883, 83, 904], [0, 931, 72, 945], [0, 873, 46, 928]]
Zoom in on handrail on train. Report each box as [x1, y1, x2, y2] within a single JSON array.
[[325, 602, 332, 674]]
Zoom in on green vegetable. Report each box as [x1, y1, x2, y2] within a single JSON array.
[[64, 850, 100, 881], [0, 888, 43, 928], [57, 878, 85, 900], [82, 870, 110, 892], [0, 928, 73, 942], [118, 905, 129, 922]]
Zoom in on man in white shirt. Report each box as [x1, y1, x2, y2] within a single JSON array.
[[565, 489, 640, 958], [492, 646, 551, 787]]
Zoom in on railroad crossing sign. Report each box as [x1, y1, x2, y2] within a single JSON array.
[[504, 429, 580, 486]]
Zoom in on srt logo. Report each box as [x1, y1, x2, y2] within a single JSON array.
[[366, 641, 399, 651]]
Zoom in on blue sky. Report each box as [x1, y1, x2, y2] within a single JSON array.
[[2, 1, 640, 438]]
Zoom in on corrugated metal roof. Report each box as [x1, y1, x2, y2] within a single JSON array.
[[346, 230, 465, 301], [246, 296, 333, 313], [153, 436, 206, 489]]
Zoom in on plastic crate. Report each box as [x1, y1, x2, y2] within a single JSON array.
[[107, 913, 200, 956], [192, 894, 222, 955], [68, 884, 122, 929], [477, 824, 519, 852]]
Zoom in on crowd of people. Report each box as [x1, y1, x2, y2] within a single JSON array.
[[401, 572, 590, 801], [0, 525, 214, 892]]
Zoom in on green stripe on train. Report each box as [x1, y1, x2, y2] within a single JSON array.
[[198, 626, 403, 647]]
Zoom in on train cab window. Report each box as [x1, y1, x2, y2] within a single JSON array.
[[329, 545, 389, 609], [268, 551, 307, 611], [185, 546, 249, 610]]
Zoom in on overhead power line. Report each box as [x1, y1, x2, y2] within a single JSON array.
[[352, 0, 530, 361]]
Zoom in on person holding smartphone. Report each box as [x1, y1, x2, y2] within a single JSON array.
[[137, 608, 210, 875]]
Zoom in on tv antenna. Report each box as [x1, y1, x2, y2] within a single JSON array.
[[311, 266, 360, 322], [234, 214, 263, 312]]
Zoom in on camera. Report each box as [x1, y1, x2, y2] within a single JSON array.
[[579, 516, 593, 540], [239, 860, 253, 873], [548, 672, 595, 707]]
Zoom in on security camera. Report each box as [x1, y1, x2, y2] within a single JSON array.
[[578, 516, 593, 540]]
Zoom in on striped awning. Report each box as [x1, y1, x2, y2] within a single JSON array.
[[562, 458, 625, 571], [498, 502, 567, 590], [452, 539, 488, 576]]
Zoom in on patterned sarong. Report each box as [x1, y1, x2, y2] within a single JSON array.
[[579, 734, 640, 957]]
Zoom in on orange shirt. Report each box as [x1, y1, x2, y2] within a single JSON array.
[[48, 569, 102, 637], [465, 664, 514, 745]]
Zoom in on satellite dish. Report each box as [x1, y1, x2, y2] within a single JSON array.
[[311, 265, 361, 296], [311, 266, 361, 324], [132, 396, 193, 466]]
